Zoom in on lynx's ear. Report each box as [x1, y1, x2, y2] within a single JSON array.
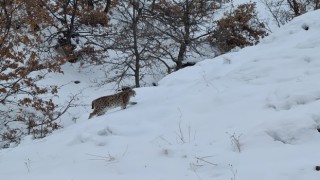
[[121, 86, 135, 91], [117, 86, 128, 92], [121, 86, 130, 91]]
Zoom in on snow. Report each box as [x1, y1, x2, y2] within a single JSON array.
[[1, 8, 320, 180]]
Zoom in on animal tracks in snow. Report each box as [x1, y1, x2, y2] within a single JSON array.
[[266, 91, 320, 111]]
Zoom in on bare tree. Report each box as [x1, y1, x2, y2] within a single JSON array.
[[100, 0, 168, 87], [97, 0, 229, 86], [260, 0, 292, 27], [287, 0, 306, 16], [41, 0, 117, 64], [261, 0, 317, 27], [148, 0, 223, 70]]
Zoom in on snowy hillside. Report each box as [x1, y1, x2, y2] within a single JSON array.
[[1, 10, 320, 180]]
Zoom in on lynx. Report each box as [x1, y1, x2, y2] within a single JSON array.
[[88, 89, 136, 119]]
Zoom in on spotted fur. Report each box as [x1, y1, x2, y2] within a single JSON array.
[[88, 89, 136, 119]]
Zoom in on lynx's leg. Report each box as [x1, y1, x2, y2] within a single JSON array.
[[88, 112, 94, 119], [88, 108, 101, 119], [129, 101, 137, 105], [96, 109, 107, 116], [121, 104, 127, 109], [121, 102, 137, 109], [91, 101, 95, 109], [121, 94, 131, 110]]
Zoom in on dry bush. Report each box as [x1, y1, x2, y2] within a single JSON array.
[[0, 1, 74, 148], [0, 94, 78, 148], [1, 111, 61, 148], [79, 10, 109, 27], [209, 2, 268, 54]]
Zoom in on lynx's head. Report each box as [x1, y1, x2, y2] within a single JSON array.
[[127, 89, 136, 97], [121, 86, 136, 97], [119, 86, 136, 99]]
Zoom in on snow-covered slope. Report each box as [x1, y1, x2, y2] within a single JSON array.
[[1, 10, 320, 180]]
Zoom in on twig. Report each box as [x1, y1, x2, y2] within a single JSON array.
[[195, 156, 218, 166]]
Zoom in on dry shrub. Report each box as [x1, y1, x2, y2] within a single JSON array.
[[0, 95, 78, 148], [209, 2, 268, 54], [58, 44, 78, 63], [79, 10, 109, 27], [1, 107, 61, 148], [0, 107, 61, 148]]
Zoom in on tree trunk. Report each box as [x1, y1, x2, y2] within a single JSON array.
[[315, 0, 320, 10], [287, 0, 301, 16], [134, 57, 140, 88], [104, 0, 112, 13], [176, 43, 187, 70], [132, 4, 140, 87], [175, 0, 190, 71]]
